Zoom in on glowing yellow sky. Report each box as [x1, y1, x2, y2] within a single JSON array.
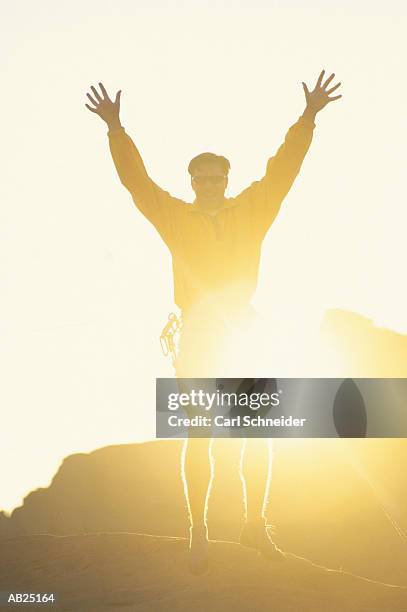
[[1, 1, 406, 512]]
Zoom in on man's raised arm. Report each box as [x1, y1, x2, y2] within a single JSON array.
[[236, 70, 342, 234], [85, 82, 183, 243]]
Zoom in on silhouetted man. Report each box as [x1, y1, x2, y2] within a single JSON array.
[[86, 70, 341, 573]]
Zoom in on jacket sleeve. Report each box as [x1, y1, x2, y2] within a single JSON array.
[[108, 127, 185, 246], [234, 116, 315, 236]]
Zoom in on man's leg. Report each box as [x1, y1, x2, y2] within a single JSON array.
[[182, 435, 213, 528], [240, 438, 285, 560], [240, 438, 272, 522], [181, 434, 213, 574], [174, 311, 225, 573]]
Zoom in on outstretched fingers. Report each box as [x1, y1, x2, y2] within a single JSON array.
[[86, 92, 99, 106], [90, 85, 103, 103], [327, 94, 342, 102], [322, 72, 335, 89], [326, 82, 341, 95], [316, 69, 325, 88], [98, 82, 110, 101], [85, 103, 98, 113]]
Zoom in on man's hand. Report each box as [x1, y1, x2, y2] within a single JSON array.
[[302, 70, 341, 121], [85, 82, 122, 130]]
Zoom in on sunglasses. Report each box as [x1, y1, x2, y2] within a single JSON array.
[[192, 175, 227, 185]]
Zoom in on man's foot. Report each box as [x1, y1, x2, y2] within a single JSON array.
[[240, 519, 285, 561], [188, 524, 209, 575]]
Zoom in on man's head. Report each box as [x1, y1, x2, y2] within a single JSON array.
[[188, 152, 230, 209]]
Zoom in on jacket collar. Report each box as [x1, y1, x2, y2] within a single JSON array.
[[188, 197, 239, 215]]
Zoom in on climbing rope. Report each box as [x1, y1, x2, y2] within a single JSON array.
[[159, 312, 182, 364]]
